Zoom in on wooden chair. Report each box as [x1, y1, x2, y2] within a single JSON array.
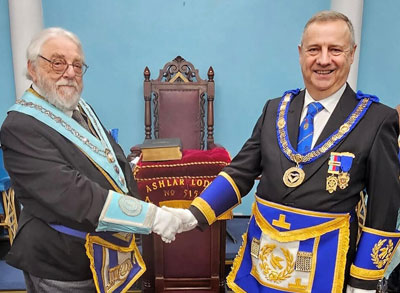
[[0, 149, 18, 245], [130, 56, 227, 292], [130, 55, 216, 155]]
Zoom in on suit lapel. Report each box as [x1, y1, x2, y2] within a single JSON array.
[[279, 90, 305, 177]]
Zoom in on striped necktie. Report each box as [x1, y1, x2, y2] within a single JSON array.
[[297, 102, 324, 154], [72, 109, 90, 132]]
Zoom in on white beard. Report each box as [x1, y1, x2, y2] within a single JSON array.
[[37, 75, 82, 112]]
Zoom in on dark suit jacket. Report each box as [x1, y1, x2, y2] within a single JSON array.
[[1, 106, 139, 281], [192, 85, 400, 290]]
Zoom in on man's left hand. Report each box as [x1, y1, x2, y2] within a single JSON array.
[[161, 206, 198, 232]]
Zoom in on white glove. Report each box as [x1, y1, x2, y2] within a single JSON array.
[[161, 206, 198, 232], [129, 155, 140, 169], [151, 206, 183, 243], [345, 285, 375, 293]]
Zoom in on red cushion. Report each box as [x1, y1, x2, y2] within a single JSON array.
[[134, 147, 231, 178], [133, 147, 231, 206]]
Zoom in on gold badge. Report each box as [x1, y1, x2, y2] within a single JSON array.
[[326, 175, 338, 194], [283, 167, 305, 187], [326, 152, 355, 193], [338, 172, 350, 189]]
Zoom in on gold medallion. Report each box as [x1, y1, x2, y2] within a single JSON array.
[[326, 175, 338, 193], [283, 167, 305, 187], [339, 123, 350, 134], [277, 118, 286, 129], [294, 154, 303, 164], [338, 172, 350, 189]]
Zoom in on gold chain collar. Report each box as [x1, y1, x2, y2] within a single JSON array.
[[277, 93, 369, 165]]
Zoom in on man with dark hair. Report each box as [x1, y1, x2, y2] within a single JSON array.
[[165, 10, 400, 293], [1, 27, 182, 292]]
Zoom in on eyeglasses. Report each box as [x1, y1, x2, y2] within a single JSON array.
[[38, 55, 88, 76]]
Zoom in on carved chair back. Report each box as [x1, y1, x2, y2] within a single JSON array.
[[143, 56, 215, 150]]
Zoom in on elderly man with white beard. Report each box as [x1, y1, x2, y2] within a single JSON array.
[[0, 27, 183, 293]]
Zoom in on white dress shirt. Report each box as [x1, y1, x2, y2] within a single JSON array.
[[300, 83, 347, 149]]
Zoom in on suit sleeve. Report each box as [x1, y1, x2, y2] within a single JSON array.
[[348, 108, 400, 290], [190, 101, 269, 228], [364, 109, 400, 230]]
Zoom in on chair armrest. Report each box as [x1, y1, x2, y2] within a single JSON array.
[[128, 144, 141, 162]]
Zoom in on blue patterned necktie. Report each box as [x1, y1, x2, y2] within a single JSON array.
[[297, 102, 324, 154]]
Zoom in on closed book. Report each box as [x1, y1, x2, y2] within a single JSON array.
[[140, 138, 182, 162]]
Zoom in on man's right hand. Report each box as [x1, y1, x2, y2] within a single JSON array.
[[161, 206, 198, 232], [151, 206, 183, 243]]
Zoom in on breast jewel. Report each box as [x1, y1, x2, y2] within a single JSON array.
[[276, 89, 379, 188]]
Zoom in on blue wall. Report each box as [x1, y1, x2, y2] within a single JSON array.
[[1, 1, 399, 214], [0, 1, 14, 124], [358, 0, 400, 107]]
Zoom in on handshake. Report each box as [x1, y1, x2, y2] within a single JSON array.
[[151, 206, 198, 243]]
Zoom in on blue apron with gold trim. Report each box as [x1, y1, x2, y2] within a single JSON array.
[[50, 225, 145, 293], [227, 196, 351, 293]]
